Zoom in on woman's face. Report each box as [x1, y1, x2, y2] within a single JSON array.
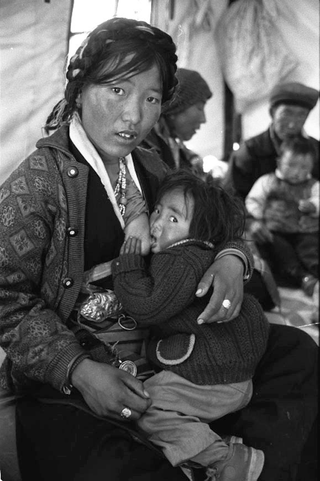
[[167, 101, 207, 141], [79, 64, 162, 164]]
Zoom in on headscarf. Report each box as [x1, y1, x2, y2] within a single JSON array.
[[163, 68, 212, 117]]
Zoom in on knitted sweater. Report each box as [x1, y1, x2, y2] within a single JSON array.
[[112, 240, 269, 386], [224, 128, 319, 200], [246, 171, 319, 234], [0, 126, 166, 393]]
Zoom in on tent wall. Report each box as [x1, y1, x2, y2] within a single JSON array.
[[0, 0, 73, 184], [0, 0, 319, 184], [240, 0, 319, 142], [152, 0, 228, 162], [152, 0, 319, 161]]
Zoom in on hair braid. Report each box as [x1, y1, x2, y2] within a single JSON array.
[[45, 18, 177, 132]]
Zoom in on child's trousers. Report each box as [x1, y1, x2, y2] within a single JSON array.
[[138, 370, 252, 467]]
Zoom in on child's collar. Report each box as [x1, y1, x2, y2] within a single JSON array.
[[166, 238, 215, 250]]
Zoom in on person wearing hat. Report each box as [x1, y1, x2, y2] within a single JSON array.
[[142, 68, 212, 175], [223, 82, 319, 200]]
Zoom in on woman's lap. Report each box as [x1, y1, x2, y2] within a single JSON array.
[[16, 398, 187, 481], [0, 390, 22, 481], [15, 324, 318, 481], [211, 324, 318, 480]]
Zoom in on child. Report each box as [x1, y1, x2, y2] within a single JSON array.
[[245, 137, 319, 296], [112, 170, 270, 481]]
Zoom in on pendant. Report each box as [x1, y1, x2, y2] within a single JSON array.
[[118, 360, 137, 377]]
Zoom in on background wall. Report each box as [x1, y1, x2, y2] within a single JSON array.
[[153, 0, 319, 162], [240, 0, 319, 141], [0, 0, 72, 184], [152, 0, 228, 162], [0, 0, 319, 185]]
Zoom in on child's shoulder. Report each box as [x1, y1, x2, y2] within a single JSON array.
[[160, 240, 215, 268]]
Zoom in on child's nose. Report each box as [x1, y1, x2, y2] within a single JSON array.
[[151, 220, 162, 234]]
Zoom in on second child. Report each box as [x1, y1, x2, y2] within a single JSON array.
[[246, 137, 319, 296]]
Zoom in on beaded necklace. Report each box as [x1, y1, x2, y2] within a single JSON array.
[[113, 157, 127, 216]]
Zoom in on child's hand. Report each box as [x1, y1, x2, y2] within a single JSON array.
[[120, 237, 142, 255], [298, 200, 316, 214], [249, 220, 273, 244]]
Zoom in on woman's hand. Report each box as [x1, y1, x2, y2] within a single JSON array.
[[195, 255, 244, 324], [71, 359, 151, 421]]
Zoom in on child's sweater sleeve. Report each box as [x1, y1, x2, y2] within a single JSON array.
[[112, 248, 208, 325]]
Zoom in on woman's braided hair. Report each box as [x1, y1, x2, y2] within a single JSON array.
[[45, 17, 178, 132]]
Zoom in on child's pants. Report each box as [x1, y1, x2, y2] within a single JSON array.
[[138, 370, 252, 467]]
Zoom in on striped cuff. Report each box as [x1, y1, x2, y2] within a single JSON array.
[[62, 352, 91, 395]]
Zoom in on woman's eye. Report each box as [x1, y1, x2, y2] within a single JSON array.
[[112, 87, 125, 96], [169, 215, 177, 223], [147, 96, 161, 104]]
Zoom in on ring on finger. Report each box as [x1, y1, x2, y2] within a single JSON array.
[[222, 299, 231, 310], [120, 407, 132, 419]]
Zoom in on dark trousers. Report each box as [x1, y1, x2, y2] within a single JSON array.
[[257, 232, 318, 285], [16, 325, 318, 481]]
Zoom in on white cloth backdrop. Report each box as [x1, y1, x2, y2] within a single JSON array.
[[0, 0, 318, 184], [0, 0, 72, 184]]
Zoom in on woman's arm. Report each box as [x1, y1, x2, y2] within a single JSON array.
[[0, 156, 85, 392], [195, 239, 254, 324]]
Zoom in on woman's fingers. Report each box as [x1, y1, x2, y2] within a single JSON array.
[[196, 256, 244, 324]]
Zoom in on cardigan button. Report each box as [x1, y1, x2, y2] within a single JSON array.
[[67, 227, 78, 237], [67, 167, 79, 178], [62, 277, 74, 288]]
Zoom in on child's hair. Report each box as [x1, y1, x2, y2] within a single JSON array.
[[155, 170, 245, 249], [279, 137, 317, 163], [45, 17, 178, 132]]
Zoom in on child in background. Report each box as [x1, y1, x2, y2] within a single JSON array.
[[245, 137, 319, 296], [112, 170, 269, 481]]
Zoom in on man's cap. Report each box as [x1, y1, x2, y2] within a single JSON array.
[[163, 68, 212, 116], [269, 82, 319, 111]]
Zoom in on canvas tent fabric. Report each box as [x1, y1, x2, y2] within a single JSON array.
[[0, 0, 319, 182], [216, 0, 298, 113], [0, 0, 72, 184]]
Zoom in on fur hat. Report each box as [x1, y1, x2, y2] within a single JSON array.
[[164, 68, 212, 116], [269, 82, 319, 111]]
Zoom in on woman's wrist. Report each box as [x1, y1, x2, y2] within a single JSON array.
[[70, 357, 96, 391], [62, 353, 92, 395], [215, 249, 249, 280]]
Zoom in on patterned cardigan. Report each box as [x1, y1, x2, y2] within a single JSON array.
[[0, 126, 253, 394]]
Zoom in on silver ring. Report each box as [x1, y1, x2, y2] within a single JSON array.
[[222, 299, 231, 310], [120, 407, 132, 419]]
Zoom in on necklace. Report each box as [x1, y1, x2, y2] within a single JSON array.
[[113, 157, 127, 216]]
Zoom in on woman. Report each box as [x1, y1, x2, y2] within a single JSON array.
[[0, 17, 317, 481], [142, 67, 212, 174], [0, 17, 250, 481]]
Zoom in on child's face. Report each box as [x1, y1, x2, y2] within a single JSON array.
[[278, 151, 313, 184], [150, 188, 194, 253]]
